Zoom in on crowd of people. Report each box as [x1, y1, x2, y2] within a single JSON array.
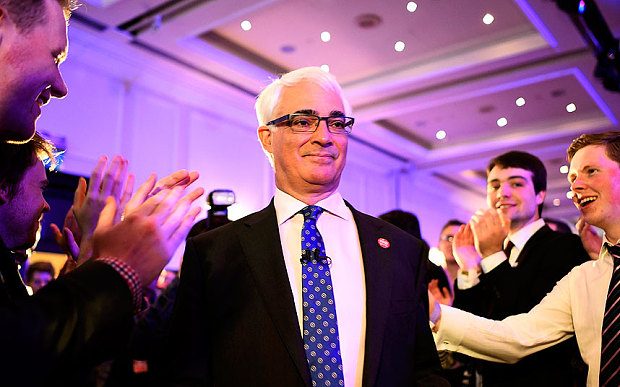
[[1, 1, 620, 386]]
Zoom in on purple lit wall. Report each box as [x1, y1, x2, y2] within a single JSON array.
[[36, 26, 480, 267]]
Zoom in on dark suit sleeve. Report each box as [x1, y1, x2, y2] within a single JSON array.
[[166, 237, 210, 386], [413, 243, 450, 386], [457, 229, 589, 318], [0, 260, 134, 385]]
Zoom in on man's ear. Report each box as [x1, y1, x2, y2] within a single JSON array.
[[0, 182, 10, 205], [258, 126, 273, 153], [536, 190, 546, 206]]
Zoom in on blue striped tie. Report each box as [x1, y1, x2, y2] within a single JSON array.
[[300, 205, 344, 387], [600, 243, 620, 386]]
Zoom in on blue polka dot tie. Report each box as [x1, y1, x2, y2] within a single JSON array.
[[300, 205, 344, 387]]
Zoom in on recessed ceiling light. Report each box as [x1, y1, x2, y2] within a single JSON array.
[[406, 1, 418, 12], [320, 64, 330, 73], [566, 103, 577, 113], [566, 191, 574, 199], [483, 13, 495, 25], [515, 97, 526, 107], [436, 130, 447, 140], [497, 117, 508, 127], [560, 165, 569, 174], [320, 31, 331, 42], [240, 20, 252, 31], [394, 41, 405, 52], [553, 198, 561, 206]]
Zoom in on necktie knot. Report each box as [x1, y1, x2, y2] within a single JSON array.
[[302, 205, 323, 222], [607, 243, 620, 259]]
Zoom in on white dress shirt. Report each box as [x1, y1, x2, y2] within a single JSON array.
[[274, 189, 366, 387], [436, 235, 619, 386]]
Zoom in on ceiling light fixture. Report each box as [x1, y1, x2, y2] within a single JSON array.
[[436, 130, 447, 140], [497, 117, 508, 127], [566, 103, 577, 113], [566, 191, 574, 199], [240, 20, 252, 31], [553, 198, 561, 206], [394, 41, 405, 52], [406, 2, 418, 13], [483, 13, 495, 25], [320, 31, 331, 42], [560, 165, 569, 174], [320, 64, 330, 73], [515, 97, 526, 107]]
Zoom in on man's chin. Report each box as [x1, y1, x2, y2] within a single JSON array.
[[0, 125, 36, 144]]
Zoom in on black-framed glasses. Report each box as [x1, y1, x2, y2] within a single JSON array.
[[266, 113, 354, 134]]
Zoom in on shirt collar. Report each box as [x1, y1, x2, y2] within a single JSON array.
[[274, 188, 350, 225], [508, 218, 546, 251], [601, 234, 620, 260]]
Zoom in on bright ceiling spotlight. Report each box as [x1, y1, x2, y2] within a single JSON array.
[[240, 20, 252, 31]]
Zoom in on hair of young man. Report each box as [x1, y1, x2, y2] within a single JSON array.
[[440, 219, 465, 234], [378, 210, 423, 240], [567, 131, 620, 164], [26, 261, 55, 283], [487, 150, 547, 216], [0, 133, 56, 201], [0, 0, 76, 32]]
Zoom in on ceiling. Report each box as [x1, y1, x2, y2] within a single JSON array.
[[72, 0, 620, 221]]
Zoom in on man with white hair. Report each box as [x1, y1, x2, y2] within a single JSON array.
[[168, 67, 446, 386]]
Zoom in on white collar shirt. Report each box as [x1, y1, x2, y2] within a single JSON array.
[[274, 188, 366, 387]]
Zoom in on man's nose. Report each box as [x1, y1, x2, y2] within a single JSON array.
[[51, 68, 68, 98], [311, 119, 333, 145]]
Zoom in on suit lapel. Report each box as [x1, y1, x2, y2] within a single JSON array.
[[517, 225, 552, 265], [238, 201, 311, 386], [348, 204, 393, 387]]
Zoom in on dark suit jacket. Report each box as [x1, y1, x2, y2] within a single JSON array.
[[167, 201, 446, 386], [453, 225, 589, 386], [0, 255, 134, 386]]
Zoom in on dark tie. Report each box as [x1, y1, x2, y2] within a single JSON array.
[[503, 240, 514, 260], [300, 205, 344, 387], [600, 243, 620, 386]]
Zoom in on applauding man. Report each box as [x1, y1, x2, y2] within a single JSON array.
[[443, 151, 589, 386]]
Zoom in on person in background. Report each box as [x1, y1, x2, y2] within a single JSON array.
[[26, 261, 55, 294], [433, 131, 620, 386], [442, 150, 589, 386], [437, 219, 465, 286]]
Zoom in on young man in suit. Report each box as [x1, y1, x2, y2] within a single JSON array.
[[445, 151, 589, 386], [0, 0, 202, 383], [433, 131, 620, 386], [168, 67, 447, 386]]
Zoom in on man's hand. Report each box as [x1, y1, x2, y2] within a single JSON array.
[[453, 223, 482, 270], [470, 208, 510, 258], [74, 155, 134, 239], [50, 205, 81, 261], [428, 290, 442, 331], [90, 181, 204, 286], [576, 215, 602, 260], [429, 279, 453, 306]]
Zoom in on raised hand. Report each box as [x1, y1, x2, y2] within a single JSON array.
[[73, 155, 134, 239], [470, 208, 510, 258], [429, 279, 453, 306], [453, 223, 481, 270], [90, 180, 204, 286], [576, 215, 602, 260]]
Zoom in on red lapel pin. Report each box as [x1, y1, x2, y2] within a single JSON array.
[[378, 238, 390, 249]]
